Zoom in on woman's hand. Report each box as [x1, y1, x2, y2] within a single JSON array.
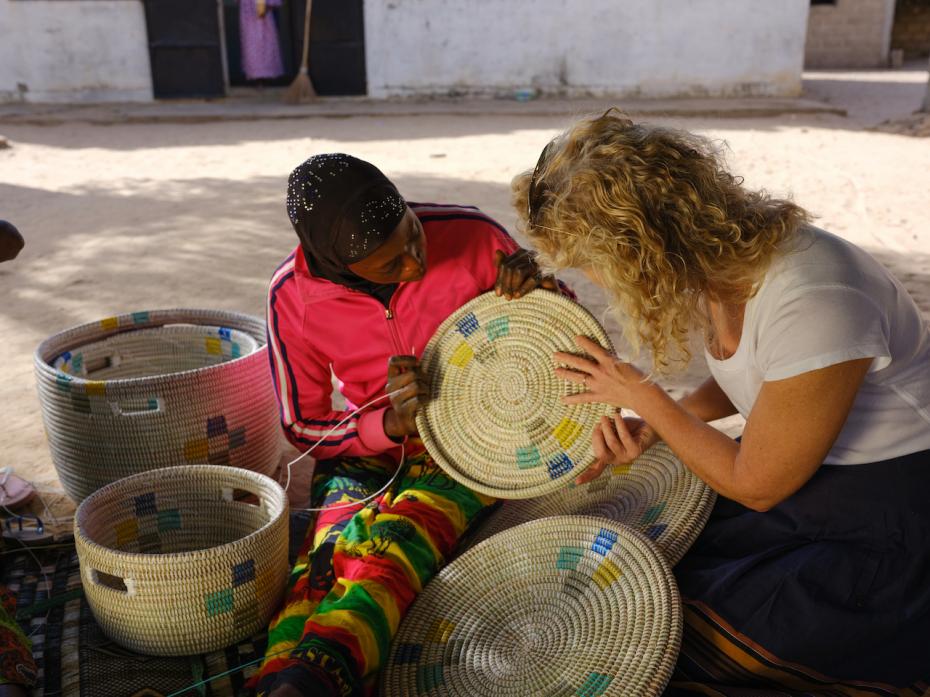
[[257, 0, 267, 18], [494, 249, 558, 300], [383, 355, 427, 439], [575, 414, 659, 484], [555, 336, 657, 409]]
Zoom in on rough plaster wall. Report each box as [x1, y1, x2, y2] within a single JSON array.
[[805, 0, 897, 68], [0, 0, 153, 103], [364, 0, 808, 98]]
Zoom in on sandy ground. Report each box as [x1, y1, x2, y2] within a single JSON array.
[[1, 66, 928, 521]]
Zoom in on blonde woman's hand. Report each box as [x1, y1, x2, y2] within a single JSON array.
[[575, 414, 659, 484], [555, 336, 655, 409]]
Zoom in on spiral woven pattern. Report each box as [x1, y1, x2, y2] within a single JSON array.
[[34, 309, 281, 502], [75, 465, 289, 656], [382, 515, 681, 696], [466, 442, 716, 566], [417, 291, 614, 499]]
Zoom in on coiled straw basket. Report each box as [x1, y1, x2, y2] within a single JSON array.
[[382, 515, 682, 696], [34, 309, 281, 502], [75, 465, 289, 656]]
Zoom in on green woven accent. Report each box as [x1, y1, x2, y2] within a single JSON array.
[[556, 546, 584, 571]]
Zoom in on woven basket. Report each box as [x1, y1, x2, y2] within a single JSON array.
[[417, 291, 614, 499], [34, 309, 281, 502], [75, 465, 289, 656], [466, 442, 716, 566], [382, 515, 682, 696]]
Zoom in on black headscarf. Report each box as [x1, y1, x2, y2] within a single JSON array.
[[286, 154, 408, 305]]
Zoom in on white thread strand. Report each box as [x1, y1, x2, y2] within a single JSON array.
[[283, 388, 408, 512]]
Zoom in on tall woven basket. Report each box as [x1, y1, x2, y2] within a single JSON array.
[[34, 309, 281, 502], [75, 465, 289, 656]]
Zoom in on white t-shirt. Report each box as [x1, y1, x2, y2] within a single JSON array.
[[706, 226, 930, 465]]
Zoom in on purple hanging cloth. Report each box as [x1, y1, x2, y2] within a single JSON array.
[[239, 0, 285, 80]]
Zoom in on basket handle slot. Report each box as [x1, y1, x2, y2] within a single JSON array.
[[221, 487, 261, 508], [91, 569, 135, 595], [110, 397, 163, 417], [85, 354, 117, 375]]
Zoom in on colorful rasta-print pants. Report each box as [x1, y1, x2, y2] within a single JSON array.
[[253, 438, 495, 696], [0, 585, 37, 688]]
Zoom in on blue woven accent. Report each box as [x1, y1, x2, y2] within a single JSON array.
[[455, 313, 480, 338], [232, 559, 255, 587], [591, 528, 618, 556], [134, 492, 157, 517], [547, 452, 574, 479]]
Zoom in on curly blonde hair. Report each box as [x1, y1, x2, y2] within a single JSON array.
[[512, 111, 810, 372]]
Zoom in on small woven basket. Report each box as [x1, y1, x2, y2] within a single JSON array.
[[417, 291, 614, 499], [466, 442, 716, 566], [34, 309, 281, 502], [382, 515, 682, 696], [75, 465, 289, 656]]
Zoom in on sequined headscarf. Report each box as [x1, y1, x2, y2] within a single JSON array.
[[286, 154, 408, 304]]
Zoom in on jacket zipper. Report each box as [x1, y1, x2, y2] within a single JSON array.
[[384, 291, 407, 355]]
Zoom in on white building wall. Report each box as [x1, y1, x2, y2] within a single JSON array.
[[364, 0, 809, 98], [0, 0, 153, 103]]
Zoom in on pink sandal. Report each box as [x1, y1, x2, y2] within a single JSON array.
[[0, 468, 35, 511]]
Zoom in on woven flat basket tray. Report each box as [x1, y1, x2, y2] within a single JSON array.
[[75, 465, 289, 656], [416, 291, 614, 499], [465, 442, 716, 566], [382, 515, 682, 696], [34, 309, 281, 502]]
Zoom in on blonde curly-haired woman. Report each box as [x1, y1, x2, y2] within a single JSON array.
[[513, 111, 930, 695]]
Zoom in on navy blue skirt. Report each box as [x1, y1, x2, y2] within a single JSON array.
[[671, 448, 930, 693]]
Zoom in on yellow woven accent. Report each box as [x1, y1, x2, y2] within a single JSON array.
[[184, 438, 209, 463], [592, 558, 623, 590], [115, 519, 138, 547], [84, 381, 106, 397], [448, 342, 474, 368], [205, 337, 222, 355], [611, 463, 631, 476], [100, 317, 119, 331], [552, 418, 583, 450], [426, 618, 455, 644]]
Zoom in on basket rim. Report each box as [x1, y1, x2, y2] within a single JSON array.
[[35, 308, 268, 389], [416, 290, 615, 499], [74, 464, 288, 563]]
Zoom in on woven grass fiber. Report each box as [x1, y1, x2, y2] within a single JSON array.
[[465, 442, 716, 566], [382, 515, 682, 696], [417, 291, 614, 499], [34, 309, 281, 502], [74, 465, 289, 656]]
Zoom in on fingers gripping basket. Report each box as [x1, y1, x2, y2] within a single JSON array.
[[34, 309, 281, 502], [75, 465, 289, 656]]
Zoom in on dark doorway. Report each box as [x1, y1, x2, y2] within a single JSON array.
[[223, 0, 367, 95], [142, 0, 227, 98]]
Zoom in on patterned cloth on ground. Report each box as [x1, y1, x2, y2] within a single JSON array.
[[0, 510, 316, 696]]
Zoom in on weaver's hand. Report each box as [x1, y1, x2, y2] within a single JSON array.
[[494, 249, 558, 300], [383, 355, 427, 439], [576, 415, 659, 484]]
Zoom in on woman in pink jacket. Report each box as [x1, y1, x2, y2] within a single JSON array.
[[255, 154, 561, 696]]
